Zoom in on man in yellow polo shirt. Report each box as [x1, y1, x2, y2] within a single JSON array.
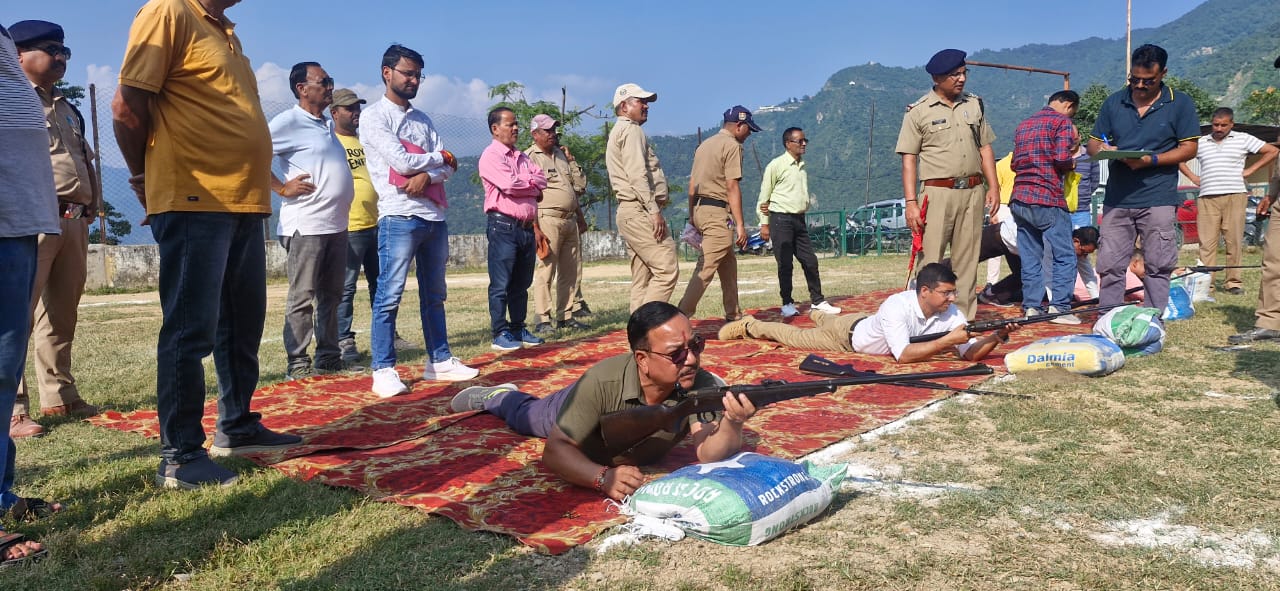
[[677, 105, 758, 320], [113, 0, 300, 490]]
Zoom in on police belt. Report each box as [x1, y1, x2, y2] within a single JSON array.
[[694, 196, 728, 208], [922, 174, 983, 190]]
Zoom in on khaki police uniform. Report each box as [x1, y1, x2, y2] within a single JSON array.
[[678, 129, 743, 319], [526, 143, 587, 324], [1256, 184, 1280, 331], [896, 89, 996, 318], [606, 115, 678, 311], [16, 84, 97, 415]]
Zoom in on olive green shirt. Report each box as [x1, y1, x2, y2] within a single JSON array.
[[895, 90, 996, 180], [557, 353, 719, 466], [688, 128, 743, 200], [606, 116, 668, 213], [525, 143, 586, 213]]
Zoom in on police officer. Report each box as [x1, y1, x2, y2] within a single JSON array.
[[677, 105, 758, 320], [896, 48, 1000, 318], [11, 20, 100, 438], [606, 83, 678, 312]]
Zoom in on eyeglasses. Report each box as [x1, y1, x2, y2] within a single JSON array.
[[787, 139, 809, 145], [1127, 75, 1159, 87], [392, 67, 422, 80], [23, 43, 71, 59], [305, 77, 335, 88], [645, 335, 706, 366], [929, 287, 958, 298]]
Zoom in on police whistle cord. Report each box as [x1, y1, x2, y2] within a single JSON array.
[[798, 354, 1032, 399], [909, 302, 1128, 344]]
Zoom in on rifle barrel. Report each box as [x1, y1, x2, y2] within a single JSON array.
[[909, 302, 1126, 343]]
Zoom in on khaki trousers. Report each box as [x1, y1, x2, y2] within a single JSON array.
[[746, 310, 864, 352], [920, 185, 985, 318], [534, 212, 579, 323], [616, 201, 679, 312], [678, 203, 739, 318], [1256, 197, 1280, 331], [1196, 192, 1247, 290], [16, 217, 89, 414]]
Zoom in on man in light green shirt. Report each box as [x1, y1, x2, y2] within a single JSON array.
[[757, 127, 839, 318]]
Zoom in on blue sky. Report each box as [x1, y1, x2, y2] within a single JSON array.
[[13, 0, 1204, 135]]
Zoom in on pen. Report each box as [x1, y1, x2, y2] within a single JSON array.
[[1100, 133, 1112, 145]]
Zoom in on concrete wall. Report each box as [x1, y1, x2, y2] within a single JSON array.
[[86, 231, 631, 291]]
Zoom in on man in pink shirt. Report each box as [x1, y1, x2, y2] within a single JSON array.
[[479, 107, 548, 351]]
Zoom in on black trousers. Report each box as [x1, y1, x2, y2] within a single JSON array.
[[943, 223, 1022, 304], [769, 212, 825, 305]]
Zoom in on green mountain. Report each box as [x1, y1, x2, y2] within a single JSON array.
[[443, 0, 1279, 233]]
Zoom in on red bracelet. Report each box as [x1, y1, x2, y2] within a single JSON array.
[[593, 466, 610, 491]]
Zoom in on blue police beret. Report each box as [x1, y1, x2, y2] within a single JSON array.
[[925, 49, 966, 76], [8, 20, 63, 46]]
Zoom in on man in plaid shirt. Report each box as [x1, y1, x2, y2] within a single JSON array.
[[1009, 90, 1081, 322]]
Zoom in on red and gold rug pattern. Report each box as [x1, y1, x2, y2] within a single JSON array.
[[89, 290, 1089, 553]]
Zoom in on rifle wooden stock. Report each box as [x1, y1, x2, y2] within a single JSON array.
[[799, 354, 1032, 399], [908, 302, 1128, 343], [596, 364, 994, 465]]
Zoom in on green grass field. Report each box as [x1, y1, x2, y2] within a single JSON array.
[[6, 248, 1280, 590]]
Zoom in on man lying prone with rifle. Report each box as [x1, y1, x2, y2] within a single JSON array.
[[446, 300, 992, 500], [718, 263, 1020, 363]]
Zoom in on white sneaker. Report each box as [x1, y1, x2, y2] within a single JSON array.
[[811, 301, 842, 314], [371, 367, 409, 398], [424, 357, 479, 382], [780, 303, 799, 318], [1046, 306, 1082, 325]]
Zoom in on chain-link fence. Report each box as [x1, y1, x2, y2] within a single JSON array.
[[83, 82, 495, 246]]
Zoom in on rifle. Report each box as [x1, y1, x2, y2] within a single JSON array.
[[798, 354, 1031, 399], [1070, 265, 1259, 308], [596, 364, 995, 465], [908, 302, 1128, 344]]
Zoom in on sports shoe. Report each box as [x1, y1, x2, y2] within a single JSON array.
[[534, 322, 556, 335], [393, 334, 417, 351], [977, 288, 1014, 308], [718, 315, 756, 340], [1228, 327, 1280, 345], [449, 383, 517, 413], [287, 363, 314, 381], [339, 337, 359, 363], [209, 426, 302, 457], [811, 301, 842, 314], [1225, 287, 1245, 296], [780, 303, 799, 318], [492, 331, 522, 351], [1024, 308, 1042, 318], [314, 358, 365, 374], [558, 319, 590, 330], [518, 328, 544, 347], [424, 357, 479, 382], [572, 302, 593, 319], [1049, 313, 1083, 325], [371, 367, 409, 398], [156, 457, 238, 490]]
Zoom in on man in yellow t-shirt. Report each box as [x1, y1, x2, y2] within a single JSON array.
[[112, 0, 300, 490], [330, 89, 411, 362]]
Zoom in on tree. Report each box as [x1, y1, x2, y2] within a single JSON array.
[[54, 79, 85, 107], [1242, 86, 1280, 126], [1072, 83, 1111, 137], [88, 200, 133, 245], [1164, 76, 1216, 123]]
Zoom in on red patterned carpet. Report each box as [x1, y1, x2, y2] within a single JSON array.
[[90, 289, 1088, 553]]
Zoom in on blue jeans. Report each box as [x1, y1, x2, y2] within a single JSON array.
[[486, 214, 536, 338], [371, 215, 451, 369], [0, 236, 37, 508], [1071, 210, 1093, 229], [1011, 202, 1074, 312], [339, 226, 379, 341], [150, 212, 267, 463]]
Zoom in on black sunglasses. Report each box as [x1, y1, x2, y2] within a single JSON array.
[[24, 43, 70, 59], [646, 335, 706, 366]]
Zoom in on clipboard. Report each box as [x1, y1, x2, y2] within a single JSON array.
[[1094, 150, 1153, 160]]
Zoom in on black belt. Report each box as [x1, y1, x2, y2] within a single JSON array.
[[694, 196, 727, 208], [487, 211, 534, 229], [848, 316, 866, 340]]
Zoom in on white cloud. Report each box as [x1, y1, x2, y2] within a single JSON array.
[[85, 64, 115, 88], [254, 62, 294, 111], [411, 74, 492, 120]]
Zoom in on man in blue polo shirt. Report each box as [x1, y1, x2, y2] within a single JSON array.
[[1087, 44, 1200, 313]]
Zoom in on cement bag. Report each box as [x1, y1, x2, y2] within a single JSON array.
[[625, 452, 845, 546], [1004, 334, 1125, 376], [1094, 305, 1165, 356], [1162, 282, 1194, 321], [1180, 271, 1214, 303]]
